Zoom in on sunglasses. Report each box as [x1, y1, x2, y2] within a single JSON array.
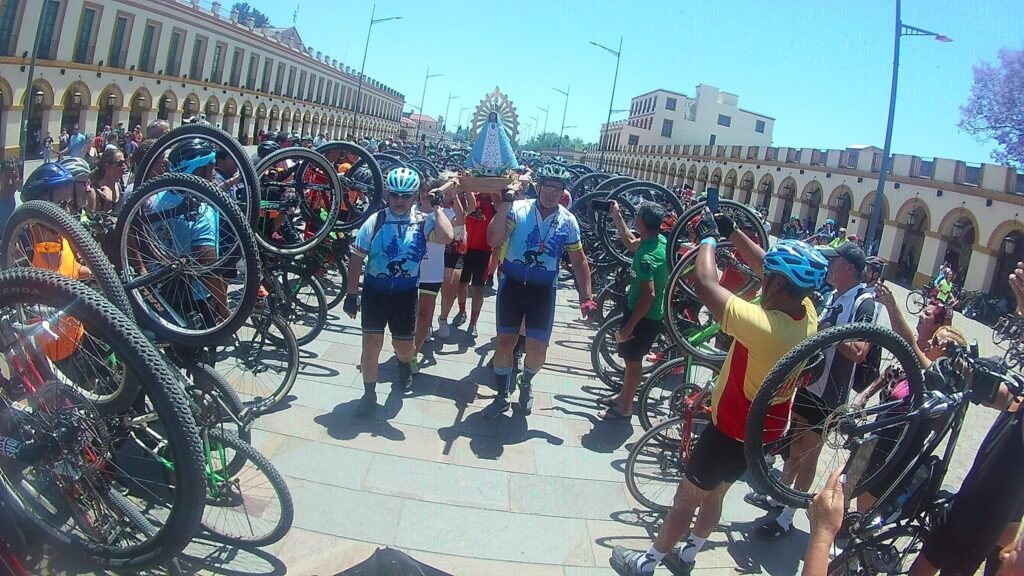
[[107, 159, 127, 167], [388, 192, 414, 200]]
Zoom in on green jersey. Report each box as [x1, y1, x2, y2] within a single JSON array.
[[628, 235, 669, 321]]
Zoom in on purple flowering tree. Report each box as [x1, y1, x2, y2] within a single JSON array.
[[959, 48, 1024, 168]]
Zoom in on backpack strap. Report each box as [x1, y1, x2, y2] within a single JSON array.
[[368, 208, 388, 246]]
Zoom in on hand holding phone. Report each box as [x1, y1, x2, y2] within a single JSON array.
[[591, 199, 612, 212], [706, 187, 720, 213]]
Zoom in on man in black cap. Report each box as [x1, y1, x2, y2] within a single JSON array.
[[746, 240, 880, 540]]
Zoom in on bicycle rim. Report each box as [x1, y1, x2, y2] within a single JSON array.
[[637, 357, 719, 431], [625, 414, 711, 513], [215, 312, 298, 414]]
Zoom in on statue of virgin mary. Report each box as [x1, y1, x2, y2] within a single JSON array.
[[465, 111, 520, 176]]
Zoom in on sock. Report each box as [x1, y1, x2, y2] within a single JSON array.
[[494, 367, 512, 397], [522, 368, 539, 387], [776, 505, 797, 529], [637, 546, 666, 575], [458, 302, 466, 313], [679, 535, 706, 562], [363, 381, 376, 396]]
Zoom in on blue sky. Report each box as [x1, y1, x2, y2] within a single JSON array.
[[256, 0, 1022, 164]]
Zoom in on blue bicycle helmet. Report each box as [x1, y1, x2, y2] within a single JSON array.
[[825, 218, 835, 226], [168, 139, 216, 175], [22, 163, 73, 201], [763, 239, 829, 291], [385, 167, 420, 195]]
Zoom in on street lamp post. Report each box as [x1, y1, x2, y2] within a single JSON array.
[[530, 115, 539, 142], [864, 0, 951, 256], [537, 105, 550, 138], [553, 85, 570, 154], [591, 36, 622, 172], [457, 106, 469, 134], [442, 92, 459, 140], [352, 4, 402, 140], [415, 67, 442, 143]]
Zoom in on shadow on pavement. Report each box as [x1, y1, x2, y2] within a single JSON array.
[[314, 386, 407, 442], [720, 519, 807, 576]]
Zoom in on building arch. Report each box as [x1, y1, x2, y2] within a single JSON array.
[[0, 76, 13, 108], [988, 222, 1024, 299], [23, 78, 55, 107], [798, 179, 824, 224], [59, 81, 92, 132], [710, 167, 723, 187]]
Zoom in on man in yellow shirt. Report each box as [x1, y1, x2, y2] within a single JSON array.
[[611, 210, 827, 576]]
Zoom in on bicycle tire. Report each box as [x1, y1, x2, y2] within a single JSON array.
[[827, 524, 927, 575], [624, 414, 712, 513], [132, 124, 260, 229], [668, 240, 761, 304], [320, 244, 348, 310], [114, 173, 261, 347], [637, 356, 719, 431], [666, 200, 768, 268], [590, 314, 625, 391], [906, 290, 927, 316], [568, 172, 611, 201], [316, 141, 385, 232], [200, 429, 294, 547], [744, 323, 926, 509], [270, 263, 328, 346], [604, 181, 686, 265], [0, 268, 205, 570], [186, 362, 250, 445], [664, 265, 730, 364], [254, 147, 341, 256], [106, 488, 186, 576], [215, 311, 299, 414]]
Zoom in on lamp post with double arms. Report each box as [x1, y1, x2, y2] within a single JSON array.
[[352, 4, 402, 140], [591, 36, 622, 172], [442, 92, 459, 140], [864, 0, 951, 256], [415, 67, 443, 142], [553, 85, 569, 154]]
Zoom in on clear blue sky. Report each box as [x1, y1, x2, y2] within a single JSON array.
[[256, 0, 1022, 164]]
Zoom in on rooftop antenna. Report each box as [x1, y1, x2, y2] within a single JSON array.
[[293, 4, 299, 25]]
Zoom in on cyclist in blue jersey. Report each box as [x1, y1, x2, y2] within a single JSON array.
[[345, 167, 453, 417], [482, 164, 595, 419]]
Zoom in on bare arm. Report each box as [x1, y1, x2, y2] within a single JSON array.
[[875, 282, 931, 369], [609, 202, 641, 252], [346, 252, 365, 296], [448, 183, 466, 227], [568, 248, 593, 301], [486, 197, 513, 250], [430, 207, 454, 245], [694, 242, 732, 322]]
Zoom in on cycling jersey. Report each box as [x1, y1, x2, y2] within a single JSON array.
[[712, 296, 818, 442], [464, 195, 495, 252], [353, 207, 434, 292], [501, 199, 582, 287], [148, 190, 219, 299], [31, 238, 85, 361], [627, 235, 668, 321]]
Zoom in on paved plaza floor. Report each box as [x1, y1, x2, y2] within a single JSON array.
[[166, 279, 999, 576]]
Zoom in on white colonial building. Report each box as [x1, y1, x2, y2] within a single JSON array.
[[583, 143, 1024, 300], [599, 85, 774, 153], [0, 0, 405, 157]]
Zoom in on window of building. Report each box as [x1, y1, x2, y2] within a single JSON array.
[[628, 134, 639, 146], [0, 0, 21, 57], [717, 114, 731, 127], [245, 53, 258, 89], [108, 15, 130, 68], [316, 78, 324, 103], [286, 66, 296, 97], [755, 119, 766, 133], [652, 96, 657, 110], [274, 62, 285, 94], [260, 57, 272, 92], [709, 134, 717, 146], [666, 97, 676, 111], [138, 23, 157, 72], [661, 119, 673, 138], [36, 0, 61, 59], [297, 71, 307, 100], [210, 42, 225, 83], [306, 75, 316, 101], [165, 30, 184, 76], [73, 6, 97, 64], [228, 48, 242, 87], [189, 36, 206, 80]]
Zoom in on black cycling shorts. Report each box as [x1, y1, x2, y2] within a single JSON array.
[[418, 282, 442, 296], [685, 423, 747, 491], [460, 249, 491, 286], [496, 278, 556, 344], [792, 388, 831, 432], [617, 312, 662, 362], [361, 286, 417, 340], [444, 251, 462, 270]]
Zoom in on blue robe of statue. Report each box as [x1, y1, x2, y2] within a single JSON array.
[[466, 112, 520, 176]]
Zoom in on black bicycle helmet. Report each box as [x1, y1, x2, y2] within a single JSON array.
[[257, 140, 281, 159], [168, 138, 217, 175], [865, 256, 885, 272]]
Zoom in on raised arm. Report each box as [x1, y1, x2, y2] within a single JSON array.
[[875, 282, 931, 369], [609, 201, 641, 252]]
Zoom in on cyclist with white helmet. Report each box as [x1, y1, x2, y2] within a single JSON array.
[[58, 157, 94, 215], [611, 210, 826, 576], [344, 167, 453, 417]]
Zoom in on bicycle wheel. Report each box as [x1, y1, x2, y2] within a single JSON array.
[[0, 268, 204, 570], [200, 429, 294, 547], [624, 414, 712, 513], [744, 323, 926, 509], [133, 124, 260, 228], [185, 362, 250, 446], [215, 311, 298, 414], [591, 314, 625, 390], [993, 316, 1011, 348], [269, 263, 328, 346], [668, 240, 761, 304], [315, 141, 384, 232], [664, 282, 730, 365], [828, 524, 927, 575], [604, 181, 686, 265], [905, 290, 927, 316], [254, 147, 341, 256], [313, 239, 348, 310], [666, 200, 768, 268], [637, 357, 720, 431]]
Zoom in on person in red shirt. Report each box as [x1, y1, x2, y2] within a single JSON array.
[[455, 191, 496, 337]]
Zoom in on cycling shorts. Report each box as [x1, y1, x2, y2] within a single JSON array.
[[685, 423, 747, 491], [617, 312, 662, 362], [792, 388, 831, 432], [460, 249, 491, 286], [444, 251, 462, 270], [496, 279, 557, 344], [418, 282, 442, 296], [361, 286, 417, 340]]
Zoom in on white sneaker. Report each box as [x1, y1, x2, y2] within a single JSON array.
[[436, 319, 450, 339]]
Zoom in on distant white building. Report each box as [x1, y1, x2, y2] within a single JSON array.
[[599, 84, 774, 152]]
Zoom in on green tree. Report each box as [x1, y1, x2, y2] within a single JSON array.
[[232, 2, 272, 27], [521, 132, 593, 152]]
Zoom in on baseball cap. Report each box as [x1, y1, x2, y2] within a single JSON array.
[[819, 241, 866, 271]]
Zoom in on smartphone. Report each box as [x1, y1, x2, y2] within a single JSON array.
[[706, 187, 720, 212], [591, 199, 612, 211]]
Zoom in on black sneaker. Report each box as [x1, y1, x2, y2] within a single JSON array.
[[517, 377, 534, 415], [451, 311, 467, 327], [354, 392, 377, 417], [744, 491, 783, 512], [755, 518, 792, 541], [397, 362, 414, 391], [481, 396, 510, 419], [468, 324, 478, 338], [661, 552, 696, 575]]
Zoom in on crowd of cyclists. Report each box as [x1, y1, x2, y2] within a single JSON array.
[[0, 116, 1021, 576]]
